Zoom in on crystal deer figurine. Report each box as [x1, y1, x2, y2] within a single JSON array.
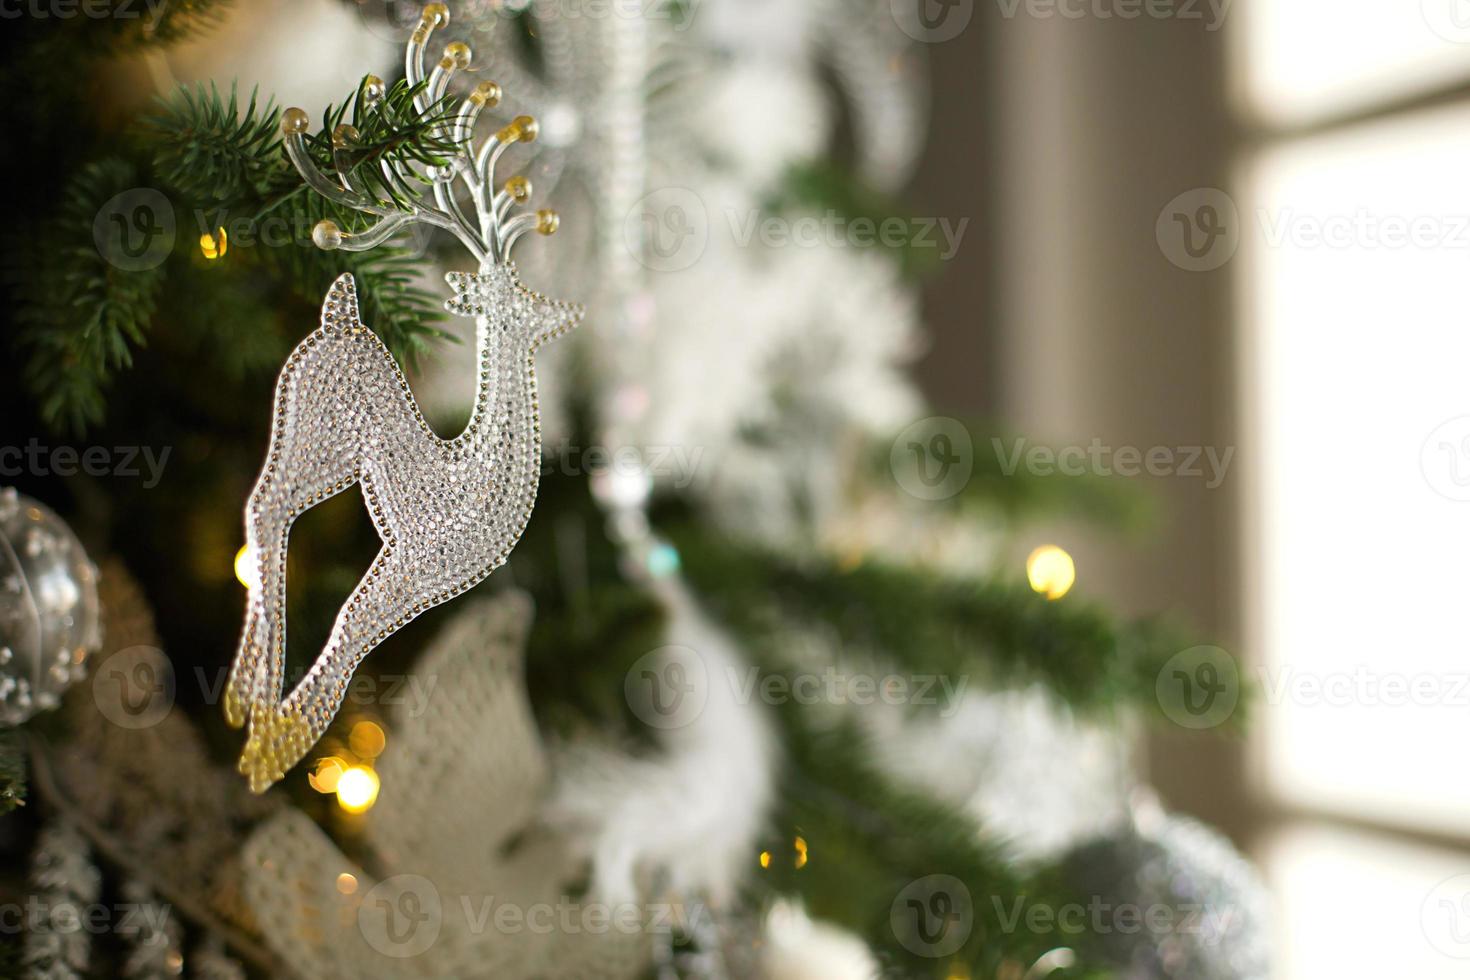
[[225, 3, 581, 792]]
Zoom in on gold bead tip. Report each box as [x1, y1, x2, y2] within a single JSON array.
[[421, 2, 449, 27], [332, 123, 360, 148], [470, 80, 502, 107], [444, 41, 471, 70], [505, 176, 531, 202], [281, 107, 310, 135], [312, 220, 343, 250], [362, 75, 386, 102], [513, 114, 539, 142], [223, 685, 247, 729], [536, 209, 559, 235]]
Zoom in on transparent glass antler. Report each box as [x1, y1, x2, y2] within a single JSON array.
[[279, 2, 560, 271]]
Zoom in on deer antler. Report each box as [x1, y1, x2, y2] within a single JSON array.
[[279, 2, 559, 268]]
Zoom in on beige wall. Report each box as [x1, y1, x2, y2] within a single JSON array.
[[912, 6, 1250, 842]]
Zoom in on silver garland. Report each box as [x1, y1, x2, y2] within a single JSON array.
[[22, 820, 102, 980], [119, 880, 185, 980]]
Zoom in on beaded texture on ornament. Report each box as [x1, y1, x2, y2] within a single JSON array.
[[224, 1, 581, 792]]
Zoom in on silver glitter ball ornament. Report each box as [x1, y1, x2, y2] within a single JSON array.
[[1057, 811, 1271, 980], [0, 488, 101, 725]]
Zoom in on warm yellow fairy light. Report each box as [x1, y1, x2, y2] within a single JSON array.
[[309, 756, 347, 794], [793, 836, 808, 869], [759, 851, 772, 869], [1026, 545, 1076, 600], [200, 227, 227, 259], [348, 720, 386, 760], [336, 872, 358, 895], [234, 544, 259, 589], [335, 766, 380, 813]]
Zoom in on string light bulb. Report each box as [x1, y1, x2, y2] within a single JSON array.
[[348, 720, 386, 760], [309, 756, 347, 794], [234, 544, 259, 589], [1026, 545, 1076, 600], [199, 227, 227, 260], [335, 765, 380, 813]]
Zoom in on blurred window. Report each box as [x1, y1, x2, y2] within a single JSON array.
[[1238, 4, 1470, 976]]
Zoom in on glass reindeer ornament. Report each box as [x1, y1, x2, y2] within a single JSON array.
[[225, 3, 581, 792]]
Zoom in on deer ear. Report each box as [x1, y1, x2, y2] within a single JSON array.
[[320, 274, 361, 328]]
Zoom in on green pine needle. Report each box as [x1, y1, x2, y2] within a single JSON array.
[[10, 159, 167, 433], [146, 82, 282, 204], [761, 710, 1109, 977], [668, 523, 1204, 720], [0, 730, 25, 815]]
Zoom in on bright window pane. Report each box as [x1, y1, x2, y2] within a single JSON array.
[[1235, 0, 1470, 125], [1245, 105, 1470, 835], [1264, 823, 1470, 978]]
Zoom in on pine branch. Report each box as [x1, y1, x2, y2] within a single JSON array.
[[8, 159, 167, 433], [85, 0, 233, 49], [146, 83, 282, 204], [0, 730, 25, 815], [873, 426, 1153, 532], [262, 189, 452, 360], [147, 79, 455, 361], [759, 708, 1109, 978], [25, 0, 232, 57], [668, 523, 1203, 720], [306, 77, 461, 211]]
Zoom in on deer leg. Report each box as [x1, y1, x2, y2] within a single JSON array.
[[226, 386, 360, 728], [237, 544, 413, 793]]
